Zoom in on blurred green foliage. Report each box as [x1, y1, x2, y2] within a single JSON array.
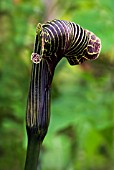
[[0, 0, 114, 170]]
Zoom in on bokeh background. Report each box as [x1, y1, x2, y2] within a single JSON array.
[[0, 0, 114, 170]]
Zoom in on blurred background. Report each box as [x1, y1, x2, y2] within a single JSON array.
[[0, 0, 114, 169]]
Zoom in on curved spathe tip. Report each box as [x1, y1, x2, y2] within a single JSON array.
[[85, 29, 101, 60]]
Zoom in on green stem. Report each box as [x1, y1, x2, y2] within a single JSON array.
[[24, 131, 41, 170]]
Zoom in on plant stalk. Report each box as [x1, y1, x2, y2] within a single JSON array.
[[24, 27, 62, 169], [24, 60, 52, 170]]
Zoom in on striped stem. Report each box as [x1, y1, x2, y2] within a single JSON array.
[[24, 30, 61, 169], [25, 60, 52, 170], [25, 31, 54, 170]]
